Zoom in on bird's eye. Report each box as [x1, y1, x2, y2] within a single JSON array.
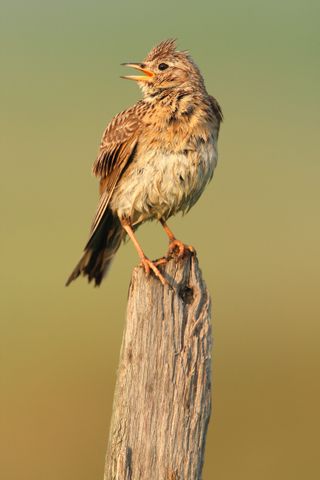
[[158, 63, 169, 71]]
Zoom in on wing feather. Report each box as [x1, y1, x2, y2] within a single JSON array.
[[87, 103, 144, 242], [92, 104, 142, 177], [89, 139, 138, 239]]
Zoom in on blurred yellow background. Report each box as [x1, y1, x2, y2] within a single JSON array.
[[1, 1, 319, 479]]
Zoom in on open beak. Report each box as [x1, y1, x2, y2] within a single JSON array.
[[121, 63, 155, 82]]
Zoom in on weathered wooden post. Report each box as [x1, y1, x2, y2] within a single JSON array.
[[104, 253, 212, 480]]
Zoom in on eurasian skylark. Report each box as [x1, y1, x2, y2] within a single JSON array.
[[66, 39, 223, 286]]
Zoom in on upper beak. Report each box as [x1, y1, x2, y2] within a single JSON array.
[[121, 63, 155, 82]]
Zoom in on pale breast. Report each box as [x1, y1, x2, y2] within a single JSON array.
[[110, 138, 217, 225]]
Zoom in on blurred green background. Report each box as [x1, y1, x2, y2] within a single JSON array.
[[1, 0, 319, 479]]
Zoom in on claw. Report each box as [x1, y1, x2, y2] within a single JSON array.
[[141, 258, 150, 276], [154, 257, 169, 266], [168, 239, 195, 258], [140, 257, 167, 285]]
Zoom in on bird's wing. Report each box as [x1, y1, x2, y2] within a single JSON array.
[[88, 103, 144, 241], [92, 104, 143, 178]]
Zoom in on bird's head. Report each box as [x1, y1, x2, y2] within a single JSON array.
[[121, 39, 205, 96]]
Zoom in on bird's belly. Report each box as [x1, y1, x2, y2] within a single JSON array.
[[111, 142, 217, 224]]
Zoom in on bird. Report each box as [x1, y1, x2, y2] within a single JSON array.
[[66, 39, 223, 287]]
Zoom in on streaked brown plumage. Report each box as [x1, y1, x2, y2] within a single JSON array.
[[66, 39, 222, 287]]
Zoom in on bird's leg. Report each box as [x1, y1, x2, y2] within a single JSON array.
[[121, 222, 167, 285], [160, 220, 195, 258]]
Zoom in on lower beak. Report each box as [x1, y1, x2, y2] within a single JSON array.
[[121, 63, 155, 82]]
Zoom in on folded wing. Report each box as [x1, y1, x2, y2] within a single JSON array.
[[88, 103, 144, 243]]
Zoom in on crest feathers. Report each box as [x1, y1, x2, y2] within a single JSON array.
[[144, 39, 177, 62]]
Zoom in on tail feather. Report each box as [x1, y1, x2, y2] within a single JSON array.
[[66, 209, 123, 287]]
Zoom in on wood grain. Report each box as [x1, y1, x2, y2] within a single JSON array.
[[104, 253, 212, 480]]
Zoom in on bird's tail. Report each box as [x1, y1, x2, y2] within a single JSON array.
[[66, 208, 124, 287]]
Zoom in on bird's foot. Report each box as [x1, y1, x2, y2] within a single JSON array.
[[167, 239, 195, 259], [154, 257, 169, 266], [140, 257, 167, 285]]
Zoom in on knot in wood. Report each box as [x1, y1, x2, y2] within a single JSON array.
[[178, 285, 194, 304]]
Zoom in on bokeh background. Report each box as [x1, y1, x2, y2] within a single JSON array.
[[1, 1, 319, 479]]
